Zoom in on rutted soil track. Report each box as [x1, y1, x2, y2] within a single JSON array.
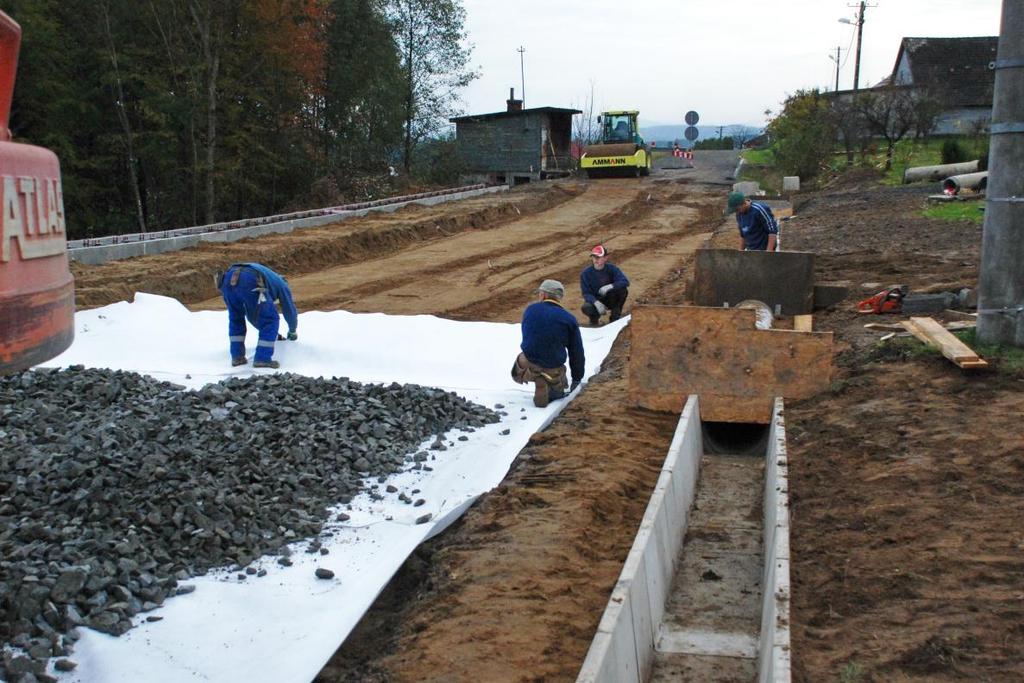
[[71, 183, 580, 309]]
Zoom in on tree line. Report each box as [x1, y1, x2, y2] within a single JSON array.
[[6, 0, 476, 239], [764, 85, 983, 179]]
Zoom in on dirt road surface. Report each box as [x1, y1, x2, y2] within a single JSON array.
[[67, 152, 1024, 682]]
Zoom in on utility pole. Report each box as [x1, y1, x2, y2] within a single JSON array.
[[977, 1, 1024, 347], [517, 46, 526, 108], [840, 2, 873, 91], [828, 46, 845, 91]]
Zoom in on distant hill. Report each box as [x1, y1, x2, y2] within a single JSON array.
[[640, 124, 762, 147]]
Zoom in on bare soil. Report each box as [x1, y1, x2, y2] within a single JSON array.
[[67, 153, 1024, 682], [777, 178, 1024, 683]]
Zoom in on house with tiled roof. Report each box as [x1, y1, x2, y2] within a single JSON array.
[[889, 36, 997, 134]]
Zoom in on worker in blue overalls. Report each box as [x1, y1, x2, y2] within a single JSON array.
[[216, 263, 298, 369]]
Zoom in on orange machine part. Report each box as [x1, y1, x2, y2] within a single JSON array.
[[0, 10, 75, 374]]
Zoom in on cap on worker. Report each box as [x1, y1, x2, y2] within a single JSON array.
[[590, 244, 607, 258], [726, 191, 746, 214], [537, 279, 565, 299]]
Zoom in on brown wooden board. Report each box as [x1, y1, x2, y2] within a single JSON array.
[[691, 249, 815, 315], [901, 316, 988, 369], [629, 305, 834, 423]]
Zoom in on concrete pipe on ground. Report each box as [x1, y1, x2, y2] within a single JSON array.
[[943, 171, 988, 195], [902, 160, 980, 184]]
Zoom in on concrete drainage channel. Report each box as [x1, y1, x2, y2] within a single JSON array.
[[66, 184, 506, 265], [577, 396, 791, 683]]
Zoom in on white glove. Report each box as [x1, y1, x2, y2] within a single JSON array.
[[598, 284, 614, 296], [594, 301, 608, 315]]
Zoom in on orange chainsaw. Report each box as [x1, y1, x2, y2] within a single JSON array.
[[857, 285, 908, 314]]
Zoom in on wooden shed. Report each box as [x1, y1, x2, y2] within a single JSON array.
[[450, 93, 580, 185]]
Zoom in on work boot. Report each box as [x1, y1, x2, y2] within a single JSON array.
[[548, 386, 566, 403], [253, 359, 280, 369], [609, 307, 622, 322], [231, 356, 247, 367], [532, 380, 550, 408], [581, 302, 600, 327]]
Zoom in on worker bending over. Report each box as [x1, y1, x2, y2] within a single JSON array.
[[726, 191, 779, 252], [216, 263, 298, 369], [512, 279, 585, 407], [580, 244, 629, 326]]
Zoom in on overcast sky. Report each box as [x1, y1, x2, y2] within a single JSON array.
[[458, 0, 1004, 129]]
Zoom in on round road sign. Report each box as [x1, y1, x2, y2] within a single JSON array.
[[684, 110, 700, 126], [684, 126, 699, 142]]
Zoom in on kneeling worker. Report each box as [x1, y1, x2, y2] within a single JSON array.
[[512, 279, 585, 407], [580, 244, 629, 326], [216, 263, 298, 369]]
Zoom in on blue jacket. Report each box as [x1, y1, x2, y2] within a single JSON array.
[[520, 300, 585, 382], [736, 201, 779, 251], [580, 263, 629, 304], [231, 263, 299, 332]]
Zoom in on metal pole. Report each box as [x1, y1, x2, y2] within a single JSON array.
[[517, 46, 526, 108], [853, 1, 865, 91], [829, 46, 842, 91], [978, 1, 1024, 347]]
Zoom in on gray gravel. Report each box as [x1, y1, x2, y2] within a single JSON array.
[[0, 366, 498, 681]]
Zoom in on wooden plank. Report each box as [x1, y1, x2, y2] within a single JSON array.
[[901, 316, 988, 368], [793, 314, 813, 332], [867, 320, 974, 333], [628, 305, 834, 423]]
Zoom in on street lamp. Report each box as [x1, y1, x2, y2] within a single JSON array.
[[839, 2, 866, 92], [828, 47, 844, 92]]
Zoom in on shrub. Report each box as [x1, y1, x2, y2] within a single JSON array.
[[940, 139, 968, 164]]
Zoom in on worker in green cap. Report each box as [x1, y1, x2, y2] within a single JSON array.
[[726, 191, 779, 251]]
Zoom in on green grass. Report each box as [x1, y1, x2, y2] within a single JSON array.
[[881, 136, 987, 185], [838, 661, 865, 683], [824, 136, 988, 186], [741, 147, 773, 165], [922, 201, 985, 224], [954, 329, 1024, 373], [738, 146, 781, 194]]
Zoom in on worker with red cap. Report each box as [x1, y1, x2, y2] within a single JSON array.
[[580, 244, 629, 326]]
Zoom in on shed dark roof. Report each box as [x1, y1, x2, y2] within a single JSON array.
[[893, 36, 997, 107], [450, 107, 581, 123]]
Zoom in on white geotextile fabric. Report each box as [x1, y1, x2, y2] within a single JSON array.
[[38, 293, 627, 682]]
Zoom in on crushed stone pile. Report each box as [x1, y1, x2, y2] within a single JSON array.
[[0, 366, 499, 681]]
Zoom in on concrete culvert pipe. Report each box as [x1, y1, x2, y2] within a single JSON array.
[[903, 160, 980, 184], [701, 421, 771, 456], [942, 171, 988, 195]]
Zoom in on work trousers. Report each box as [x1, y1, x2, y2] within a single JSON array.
[[221, 266, 280, 362], [581, 287, 629, 325], [511, 352, 568, 408]]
